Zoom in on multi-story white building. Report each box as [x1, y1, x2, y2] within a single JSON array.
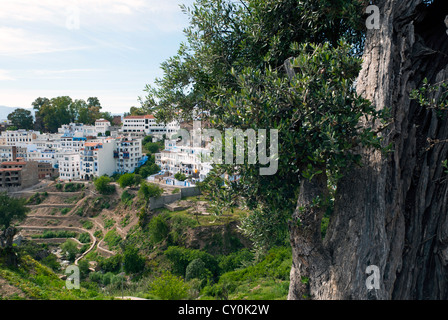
[[155, 139, 212, 182], [80, 139, 116, 180], [60, 135, 86, 153], [59, 122, 106, 138], [122, 115, 179, 136], [114, 136, 143, 174], [58, 153, 81, 181], [26, 148, 58, 167], [95, 119, 111, 136], [1, 130, 39, 146]]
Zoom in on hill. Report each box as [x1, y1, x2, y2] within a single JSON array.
[[0, 179, 291, 300], [0, 255, 107, 300]]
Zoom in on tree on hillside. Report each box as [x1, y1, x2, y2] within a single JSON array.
[[143, 0, 448, 300], [0, 192, 29, 266], [94, 176, 115, 195], [36, 96, 73, 132], [31, 97, 50, 131], [7, 108, 34, 130]]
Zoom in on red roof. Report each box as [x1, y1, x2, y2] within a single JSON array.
[[124, 115, 155, 120], [95, 119, 110, 123], [0, 168, 22, 172], [1, 161, 26, 166], [85, 142, 102, 147]]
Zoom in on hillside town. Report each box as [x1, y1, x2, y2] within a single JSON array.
[[0, 114, 212, 192]]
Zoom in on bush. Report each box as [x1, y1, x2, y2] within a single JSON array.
[[82, 220, 93, 229], [138, 181, 163, 200], [78, 232, 91, 243], [174, 172, 187, 181], [123, 247, 146, 274], [26, 192, 47, 205], [172, 188, 180, 194], [150, 271, 190, 300], [142, 135, 153, 144], [61, 240, 79, 262], [104, 229, 122, 249], [164, 246, 219, 278], [94, 176, 115, 195], [185, 258, 210, 281], [40, 254, 61, 271], [98, 254, 123, 273], [145, 142, 161, 154], [60, 207, 70, 215], [78, 259, 90, 279], [121, 190, 135, 207], [55, 183, 63, 190], [94, 230, 103, 239], [148, 215, 169, 244], [218, 249, 254, 274], [104, 218, 115, 229], [64, 183, 83, 192], [118, 173, 137, 188], [32, 230, 76, 239]]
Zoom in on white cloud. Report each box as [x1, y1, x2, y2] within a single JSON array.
[[0, 27, 90, 56], [0, 70, 15, 81]]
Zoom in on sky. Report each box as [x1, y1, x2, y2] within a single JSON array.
[[0, 0, 195, 114]]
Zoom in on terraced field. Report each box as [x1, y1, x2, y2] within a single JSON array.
[[15, 181, 139, 264]]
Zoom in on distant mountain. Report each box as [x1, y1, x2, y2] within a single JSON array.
[[0, 105, 34, 121]]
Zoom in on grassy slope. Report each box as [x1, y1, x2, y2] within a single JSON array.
[[0, 255, 108, 300]]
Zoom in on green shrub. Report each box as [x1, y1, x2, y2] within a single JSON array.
[[40, 254, 61, 271], [172, 188, 180, 194], [60, 207, 70, 215], [218, 249, 254, 274], [93, 230, 103, 239], [104, 218, 115, 229], [98, 254, 123, 273], [121, 190, 135, 207], [123, 247, 146, 274], [138, 181, 163, 200], [94, 176, 115, 195], [164, 246, 219, 278], [78, 259, 90, 279], [64, 183, 83, 192], [78, 232, 91, 243], [104, 229, 122, 249], [148, 215, 169, 244], [55, 183, 63, 190], [118, 173, 137, 188], [32, 230, 76, 239], [26, 192, 47, 205], [185, 258, 211, 282], [150, 271, 189, 300], [120, 214, 131, 228], [61, 240, 78, 262], [76, 208, 84, 216], [82, 220, 93, 230], [174, 172, 187, 181]]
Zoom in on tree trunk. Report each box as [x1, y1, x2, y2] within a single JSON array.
[[289, 0, 448, 299], [288, 168, 330, 299], [0, 227, 18, 267]]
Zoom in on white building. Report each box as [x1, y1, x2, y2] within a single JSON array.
[[155, 139, 212, 182], [59, 153, 81, 181], [60, 135, 86, 153], [122, 115, 179, 136], [114, 136, 143, 174], [95, 119, 111, 136], [80, 139, 116, 180], [1, 130, 39, 146]]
